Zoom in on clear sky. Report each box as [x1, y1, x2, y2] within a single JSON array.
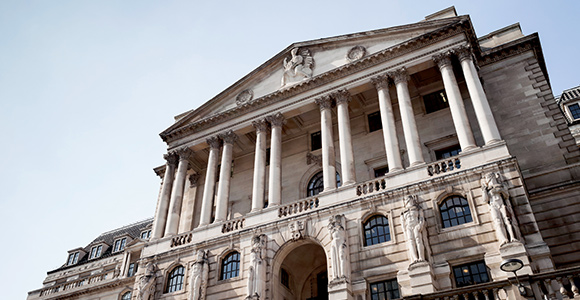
[[1, 1, 578, 299]]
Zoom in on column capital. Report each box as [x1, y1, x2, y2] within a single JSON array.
[[220, 130, 238, 144], [252, 119, 270, 133], [454, 45, 473, 62], [332, 89, 351, 104], [390, 68, 409, 84], [267, 112, 286, 127], [163, 153, 179, 166], [174, 147, 194, 161], [206, 136, 222, 149], [433, 51, 453, 69], [315, 95, 333, 111], [370, 73, 391, 90]]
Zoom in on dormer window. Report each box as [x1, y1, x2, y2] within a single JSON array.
[[140, 230, 151, 239], [569, 103, 580, 120], [113, 238, 127, 253], [89, 245, 102, 259], [67, 252, 79, 265]]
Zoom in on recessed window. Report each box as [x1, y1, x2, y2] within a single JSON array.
[[89, 245, 102, 259], [127, 263, 138, 277], [423, 89, 449, 114], [435, 144, 461, 160], [311, 131, 322, 151], [113, 238, 127, 253], [121, 291, 132, 300], [370, 278, 400, 299], [221, 252, 240, 280], [67, 252, 79, 265], [440, 196, 473, 228], [307, 171, 341, 197], [166, 265, 185, 293], [374, 166, 389, 178], [281, 268, 290, 288], [368, 111, 382, 132], [453, 261, 490, 287], [569, 103, 580, 120], [141, 230, 151, 239], [266, 147, 271, 166], [363, 215, 391, 246]]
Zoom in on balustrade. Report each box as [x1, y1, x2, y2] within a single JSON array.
[[427, 158, 461, 176], [222, 217, 245, 233], [39, 272, 112, 296], [356, 177, 387, 196], [278, 198, 319, 217]]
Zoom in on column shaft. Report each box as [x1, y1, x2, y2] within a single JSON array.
[[316, 96, 337, 191], [267, 113, 285, 206], [178, 173, 199, 232], [434, 52, 477, 151], [151, 154, 177, 239], [334, 90, 356, 185], [199, 137, 221, 226], [164, 148, 192, 236], [251, 120, 269, 211], [215, 131, 237, 222], [372, 75, 403, 171]]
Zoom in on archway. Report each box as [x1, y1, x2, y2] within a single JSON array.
[[273, 240, 328, 300]]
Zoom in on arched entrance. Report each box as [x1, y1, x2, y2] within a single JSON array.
[[272, 240, 328, 300]]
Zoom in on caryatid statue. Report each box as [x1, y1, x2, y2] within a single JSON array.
[[401, 195, 427, 263], [328, 214, 350, 281], [481, 172, 518, 245], [137, 262, 157, 300], [189, 250, 209, 300], [246, 234, 267, 299]]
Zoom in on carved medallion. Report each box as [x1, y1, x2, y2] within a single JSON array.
[[346, 45, 367, 62], [235, 89, 254, 106]]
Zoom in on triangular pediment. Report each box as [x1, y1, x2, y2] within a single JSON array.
[[162, 15, 467, 139]]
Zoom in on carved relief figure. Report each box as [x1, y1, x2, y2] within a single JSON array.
[[189, 250, 209, 300], [481, 172, 518, 245], [137, 263, 156, 300], [281, 48, 314, 86], [401, 195, 427, 263], [246, 234, 267, 299], [328, 215, 349, 281]]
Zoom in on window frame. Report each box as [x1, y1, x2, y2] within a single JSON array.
[[432, 191, 480, 234], [310, 131, 322, 151], [452, 260, 491, 288], [569, 103, 580, 120], [89, 245, 103, 260], [367, 111, 383, 133], [165, 265, 185, 293], [140, 230, 151, 239], [306, 171, 341, 197], [120, 291, 132, 300], [113, 237, 127, 253], [369, 278, 400, 300], [422, 89, 450, 114], [362, 215, 392, 247], [67, 252, 79, 265], [220, 251, 241, 281]]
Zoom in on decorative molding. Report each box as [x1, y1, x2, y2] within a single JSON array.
[[189, 173, 200, 187], [206, 136, 222, 149], [266, 112, 286, 127], [454, 45, 473, 62], [252, 119, 270, 133], [174, 147, 194, 160], [432, 51, 453, 69], [315, 95, 333, 111], [236, 89, 254, 106], [391, 67, 410, 84], [346, 45, 367, 62], [288, 220, 305, 241], [332, 89, 351, 104], [164, 153, 179, 166], [281, 48, 314, 87], [370, 73, 390, 91], [219, 130, 238, 144], [306, 152, 322, 166]]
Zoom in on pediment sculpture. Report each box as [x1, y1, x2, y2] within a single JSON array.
[[281, 48, 314, 87]]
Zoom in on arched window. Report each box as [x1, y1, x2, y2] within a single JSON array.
[[440, 195, 473, 228], [363, 215, 391, 246], [221, 251, 240, 280], [307, 171, 341, 197], [166, 265, 185, 293], [121, 291, 131, 300]]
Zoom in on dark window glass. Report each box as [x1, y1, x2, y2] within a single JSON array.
[[281, 268, 289, 288], [370, 279, 400, 300], [127, 263, 138, 277], [266, 148, 271, 166], [440, 196, 473, 228], [374, 166, 389, 178], [453, 261, 490, 287], [368, 111, 382, 132], [141, 230, 151, 239], [435, 145, 462, 160], [311, 131, 322, 151], [570, 103, 580, 119], [307, 171, 341, 197], [166, 265, 185, 293], [121, 292, 131, 300], [67, 252, 79, 265], [363, 215, 391, 246], [221, 252, 240, 280], [424, 89, 449, 113]]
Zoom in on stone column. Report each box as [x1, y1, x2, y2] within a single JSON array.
[[164, 147, 193, 236], [333, 89, 356, 186], [151, 153, 177, 239], [392, 68, 424, 166], [456, 46, 502, 145], [198, 137, 221, 227], [315, 95, 337, 191], [433, 51, 477, 151], [371, 74, 403, 172], [267, 113, 285, 207], [251, 119, 269, 211], [214, 130, 237, 222], [178, 173, 199, 233]]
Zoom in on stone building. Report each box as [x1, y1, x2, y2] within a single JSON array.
[[557, 85, 580, 146], [28, 7, 580, 300]]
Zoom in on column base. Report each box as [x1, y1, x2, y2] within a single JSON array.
[[462, 145, 479, 152], [484, 139, 503, 146], [410, 161, 426, 167], [342, 180, 356, 186], [398, 261, 437, 296]]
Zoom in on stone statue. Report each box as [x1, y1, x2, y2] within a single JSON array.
[[481, 172, 518, 245], [246, 234, 267, 299], [281, 48, 314, 86], [189, 250, 209, 300], [137, 262, 156, 300], [328, 215, 349, 282], [401, 195, 427, 263]]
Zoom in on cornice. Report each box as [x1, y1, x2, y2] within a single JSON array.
[[160, 18, 473, 144]]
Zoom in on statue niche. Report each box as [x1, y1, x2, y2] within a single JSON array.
[[481, 172, 519, 245], [281, 48, 314, 87]]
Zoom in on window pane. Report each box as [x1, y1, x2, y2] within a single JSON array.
[[363, 216, 391, 246], [368, 111, 382, 132], [440, 196, 473, 228], [370, 279, 399, 299]]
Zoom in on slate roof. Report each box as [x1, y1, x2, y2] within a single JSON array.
[[557, 85, 580, 104]]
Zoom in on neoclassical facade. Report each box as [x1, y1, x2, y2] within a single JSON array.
[[29, 7, 580, 300]]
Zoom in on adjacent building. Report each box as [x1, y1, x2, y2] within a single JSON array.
[[28, 7, 580, 300]]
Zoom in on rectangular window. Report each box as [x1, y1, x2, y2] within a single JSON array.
[[281, 268, 289, 288], [374, 166, 389, 178], [113, 238, 127, 252], [453, 261, 490, 287], [266, 148, 271, 166], [141, 230, 151, 239], [89, 245, 102, 259], [127, 263, 138, 277], [569, 103, 580, 120], [311, 131, 322, 151], [67, 252, 79, 265], [370, 279, 400, 300], [368, 111, 382, 132], [423, 89, 449, 114], [435, 144, 462, 160]]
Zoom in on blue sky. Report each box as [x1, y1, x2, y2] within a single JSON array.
[[1, 1, 578, 299]]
